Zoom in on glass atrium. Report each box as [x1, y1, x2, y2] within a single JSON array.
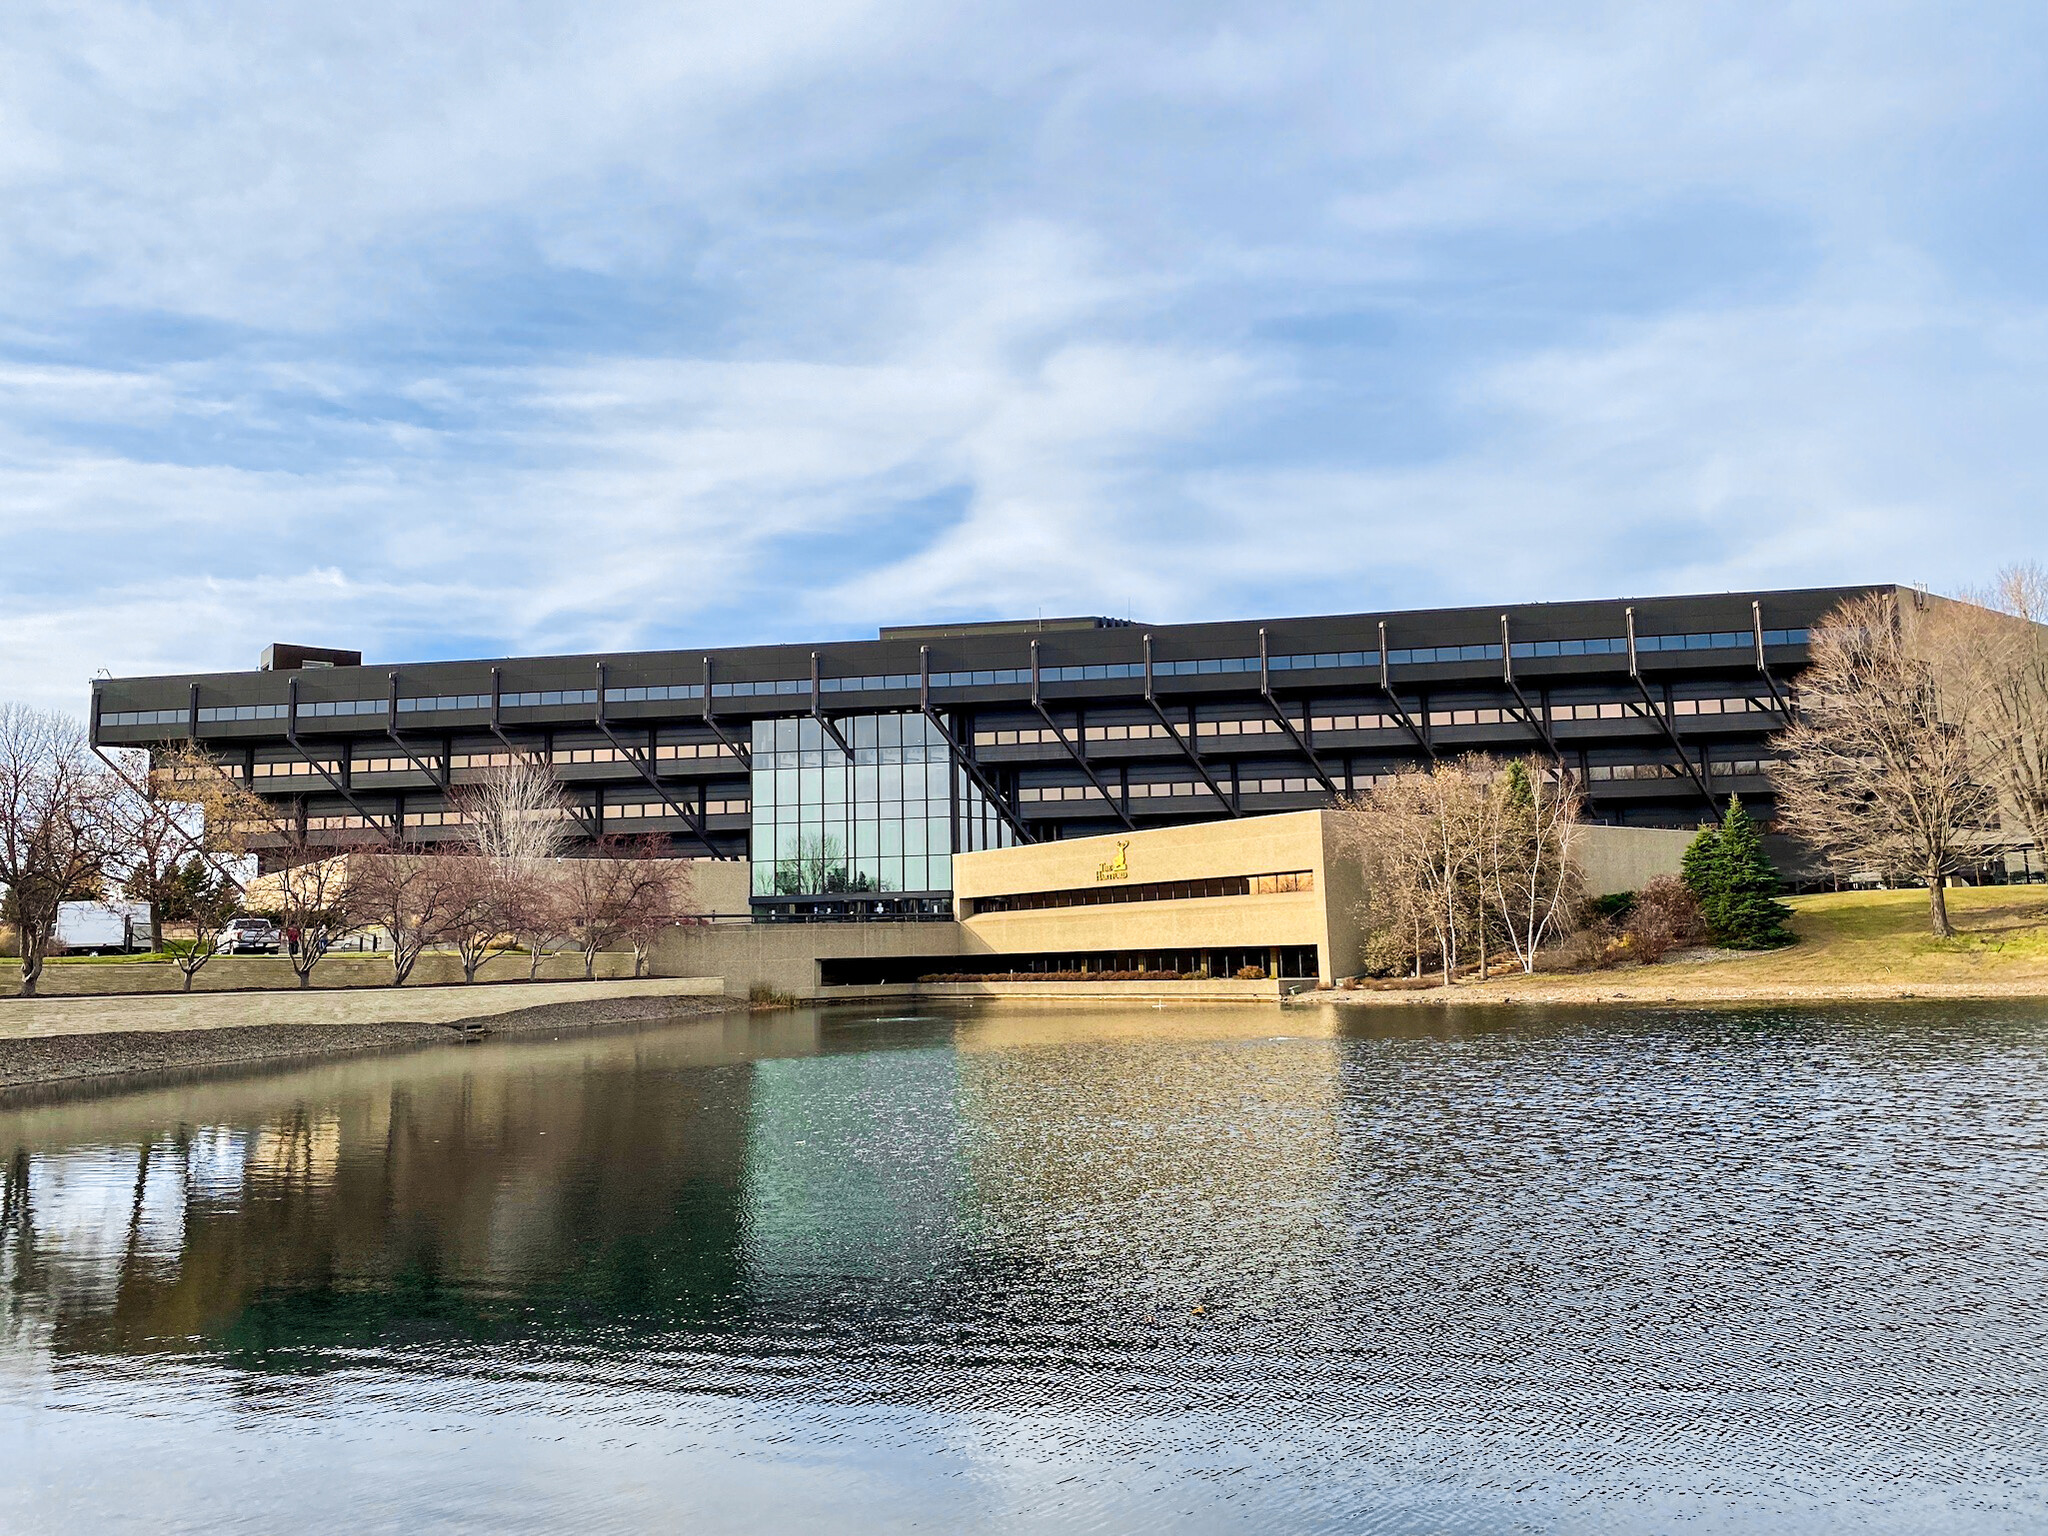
[[749, 713, 1014, 903]]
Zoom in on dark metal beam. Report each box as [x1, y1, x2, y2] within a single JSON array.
[[1141, 633, 1239, 814], [921, 646, 1034, 843], [593, 662, 718, 854], [810, 652, 854, 759], [1257, 628, 1338, 795], [1752, 599, 1793, 719], [699, 655, 754, 768], [285, 677, 397, 842], [1031, 640, 1132, 828], [1626, 606, 1721, 814], [1377, 621, 1435, 763], [384, 672, 448, 785], [1500, 614, 1566, 764]]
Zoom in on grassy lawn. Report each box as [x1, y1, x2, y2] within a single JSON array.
[[1612, 884, 2048, 991]]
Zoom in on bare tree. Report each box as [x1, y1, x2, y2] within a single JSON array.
[[1772, 590, 1996, 937], [349, 849, 473, 986], [168, 874, 239, 992], [431, 856, 514, 983], [0, 706, 122, 997], [1478, 758, 1586, 974], [1335, 764, 1490, 984], [454, 754, 573, 865], [506, 864, 575, 980], [98, 741, 261, 955], [1925, 565, 2048, 866], [448, 756, 575, 981], [562, 836, 687, 980], [259, 832, 364, 987], [623, 854, 695, 977]]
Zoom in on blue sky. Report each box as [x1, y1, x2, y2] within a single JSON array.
[[3, 1, 2045, 710]]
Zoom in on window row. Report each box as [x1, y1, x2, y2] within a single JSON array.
[[397, 694, 494, 713], [971, 870, 1315, 915], [501, 689, 597, 708], [1022, 775, 1374, 805], [1668, 695, 1779, 716], [1586, 763, 1690, 782], [252, 759, 338, 778], [713, 679, 807, 698], [1639, 628, 1808, 653], [552, 743, 736, 765], [606, 798, 748, 820], [758, 744, 948, 770], [1241, 776, 1322, 796], [607, 684, 705, 703]]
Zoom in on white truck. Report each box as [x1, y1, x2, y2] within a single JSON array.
[[55, 901, 155, 956]]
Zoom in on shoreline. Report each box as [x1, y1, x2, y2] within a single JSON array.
[[0, 983, 741, 1097], [1299, 975, 2048, 1007]]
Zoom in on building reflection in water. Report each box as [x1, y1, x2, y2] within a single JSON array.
[[2, 1004, 1353, 1382]]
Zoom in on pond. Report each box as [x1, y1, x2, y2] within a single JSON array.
[[3, 1000, 2046, 1533]]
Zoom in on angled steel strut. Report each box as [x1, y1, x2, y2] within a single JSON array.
[[592, 662, 718, 854], [919, 647, 1034, 844], [1625, 607, 1720, 815], [1376, 621, 1435, 763], [1257, 628, 1337, 795], [1031, 640, 1132, 828], [383, 672, 448, 784], [286, 676, 398, 842], [1141, 633, 1239, 814]]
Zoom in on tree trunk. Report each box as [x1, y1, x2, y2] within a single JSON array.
[[19, 953, 41, 998], [149, 900, 163, 955], [583, 946, 598, 981], [297, 969, 311, 988], [182, 969, 195, 992], [1928, 876, 1954, 938]]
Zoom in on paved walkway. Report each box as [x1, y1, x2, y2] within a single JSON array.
[[0, 976, 727, 1042]]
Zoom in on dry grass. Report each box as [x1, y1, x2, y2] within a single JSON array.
[[1325, 885, 2048, 1006]]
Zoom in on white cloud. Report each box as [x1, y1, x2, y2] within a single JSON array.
[[3, 0, 2047, 713]]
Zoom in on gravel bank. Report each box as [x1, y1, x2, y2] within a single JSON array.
[[0, 991, 740, 1096]]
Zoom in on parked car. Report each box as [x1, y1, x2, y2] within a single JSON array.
[[54, 901, 152, 956], [219, 917, 281, 955]]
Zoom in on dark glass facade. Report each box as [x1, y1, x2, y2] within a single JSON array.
[[90, 585, 1874, 905]]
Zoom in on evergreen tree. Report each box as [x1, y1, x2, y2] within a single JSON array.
[[1713, 796, 1795, 948], [1503, 758, 1534, 810], [1680, 820, 1725, 934]]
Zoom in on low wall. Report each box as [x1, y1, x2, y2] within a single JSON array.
[[651, 921, 974, 1000], [1577, 825, 1696, 895], [1, 950, 639, 996]]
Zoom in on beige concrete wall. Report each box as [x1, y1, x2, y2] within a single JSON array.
[[1576, 824, 1697, 895], [643, 817, 1699, 1000], [651, 920, 975, 1000], [954, 811, 1327, 899], [1317, 813, 1369, 980], [956, 811, 1344, 983], [962, 891, 1326, 960], [689, 859, 753, 918]]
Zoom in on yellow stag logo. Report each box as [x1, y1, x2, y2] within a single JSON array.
[[1096, 839, 1131, 882]]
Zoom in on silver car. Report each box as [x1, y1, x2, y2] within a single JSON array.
[[220, 918, 281, 955]]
